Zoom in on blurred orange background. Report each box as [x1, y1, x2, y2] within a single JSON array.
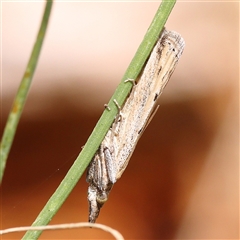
[[1, 2, 239, 239]]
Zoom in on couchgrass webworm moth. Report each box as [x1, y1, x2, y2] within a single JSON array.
[[86, 28, 185, 223]]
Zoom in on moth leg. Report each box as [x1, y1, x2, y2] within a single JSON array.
[[124, 78, 136, 85], [111, 99, 123, 138], [113, 99, 121, 112], [104, 103, 111, 111], [103, 146, 117, 184], [104, 100, 121, 112], [94, 146, 117, 213]]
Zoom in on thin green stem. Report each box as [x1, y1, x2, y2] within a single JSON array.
[[0, 1, 53, 183], [22, 1, 176, 239]]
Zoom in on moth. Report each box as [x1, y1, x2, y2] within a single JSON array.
[[86, 28, 185, 223]]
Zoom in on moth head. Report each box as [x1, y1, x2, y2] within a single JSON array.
[[96, 192, 108, 205]]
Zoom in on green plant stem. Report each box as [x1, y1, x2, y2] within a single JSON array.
[[0, 1, 53, 183], [22, 1, 176, 239]]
